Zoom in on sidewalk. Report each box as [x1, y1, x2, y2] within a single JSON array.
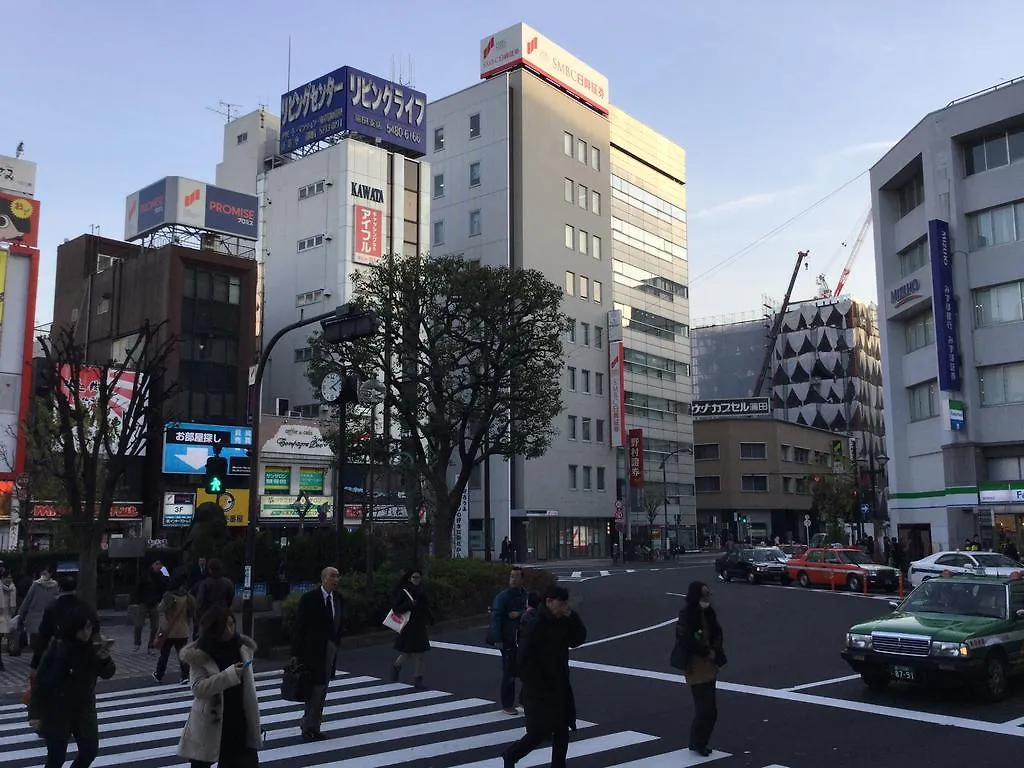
[[518, 551, 716, 570]]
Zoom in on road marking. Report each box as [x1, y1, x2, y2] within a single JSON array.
[[571, 570, 583, 578], [603, 747, 731, 766], [786, 674, 861, 691], [451, 731, 658, 768], [579, 618, 677, 648], [627, 569, 636, 573], [1002, 715, 1024, 726], [431, 640, 1024, 738], [600, 570, 612, 576]]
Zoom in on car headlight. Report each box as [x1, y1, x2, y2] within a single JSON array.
[[930, 641, 969, 658], [846, 633, 872, 649]]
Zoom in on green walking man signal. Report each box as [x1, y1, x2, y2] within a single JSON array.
[[205, 455, 228, 495]]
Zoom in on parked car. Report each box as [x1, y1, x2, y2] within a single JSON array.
[[786, 547, 899, 592], [715, 547, 789, 585], [779, 544, 808, 560], [908, 550, 1023, 587]]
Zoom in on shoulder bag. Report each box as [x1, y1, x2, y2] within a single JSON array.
[[382, 589, 414, 634]]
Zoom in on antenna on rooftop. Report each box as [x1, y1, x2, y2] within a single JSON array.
[[206, 100, 242, 123]]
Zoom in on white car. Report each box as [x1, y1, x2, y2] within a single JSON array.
[[907, 550, 1023, 587]]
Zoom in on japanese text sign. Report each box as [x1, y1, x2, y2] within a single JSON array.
[[352, 204, 383, 264], [928, 219, 962, 392], [691, 398, 770, 418], [628, 428, 644, 488]]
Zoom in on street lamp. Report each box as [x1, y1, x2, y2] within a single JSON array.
[[660, 445, 694, 554], [869, 451, 889, 538]]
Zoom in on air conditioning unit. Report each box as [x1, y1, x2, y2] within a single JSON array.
[[275, 397, 290, 416]]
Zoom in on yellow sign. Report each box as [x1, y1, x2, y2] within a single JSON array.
[[195, 487, 250, 527], [0, 248, 8, 324]]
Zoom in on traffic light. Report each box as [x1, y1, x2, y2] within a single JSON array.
[[204, 455, 228, 495], [830, 440, 844, 463]]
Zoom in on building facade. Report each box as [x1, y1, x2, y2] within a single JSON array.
[[871, 77, 1024, 558]]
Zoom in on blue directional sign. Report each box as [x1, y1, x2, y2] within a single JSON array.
[[162, 421, 252, 476]]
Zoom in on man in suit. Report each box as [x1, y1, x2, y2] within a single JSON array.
[[291, 566, 343, 740]]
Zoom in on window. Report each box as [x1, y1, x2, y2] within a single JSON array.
[[896, 173, 924, 218], [970, 200, 1024, 249], [96, 297, 110, 315], [567, 415, 578, 439], [694, 443, 720, 461], [582, 417, 592, 442], [740, 442, 767, 459], [298, 180, 325, 200], [581, 322, 590, 346], [297, 234, 324, 252], [695, 476, 721, 493], [980, 363, 1024, 406], [236, 132, 248, 145], [741, 474, 769, 492], [909, 380, 938, 420], [469, 209, 482, 237], [794, 447, 810, 464], [904, 310, 935, 352], [595, 327, 603, 348], [612, 175, 686, 223], [592, 235, 601, 260], [590, 146, 601, 171], [296, 289, 325, 307], [433, 127, 445, 152], [568, 465, 578, 490], [228, 277, 241, 305], [565, 271, 575, 295], [580, 276, 589, 299], [469, 162, 481, 187], [433, 173, 445, 198], [577, 138, 587, 163], [564, 132, 573, 157], [578, 184, 588, 209], [591, 191, 601, 215], [612, 217, 687, 261], [898, 239, 928, 277], [596, 467, 606, 491], [596, 419, 605, 442], [567, 320, 577, 343], [294, 347, 312, 363], [432, 220, 445, 246], [469, 113, 481, 139], [582, 466, 593, 491], [581, 370, 590, 394], [595, 373, 604, 395], [779, 444, 793, 462], [965, 128, 1024, 175], [593, 281, 602, 303], [975, 280, 1024, 327], [567, 366, 577, 390], [579, 231, 588, 255], [564, 178, 573, 203], [565, 225, 575, 249], [96, 253, 121, 273]]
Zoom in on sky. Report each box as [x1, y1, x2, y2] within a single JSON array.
[[11, 1, 1024, 328]]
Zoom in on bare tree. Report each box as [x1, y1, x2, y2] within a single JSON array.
[[23, 321, 178, 605]]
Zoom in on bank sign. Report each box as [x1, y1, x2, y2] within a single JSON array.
[[890, 278, 923, 308], [279, 66, 427, 157], [929, 219, 962, 392]]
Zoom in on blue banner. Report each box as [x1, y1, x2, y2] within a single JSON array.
[[137, 179, 168, 235], [280, 66, 348, 154], [929, 219, 962, 392], [205, 185, 258, 240], [162, 421, 252, 476]]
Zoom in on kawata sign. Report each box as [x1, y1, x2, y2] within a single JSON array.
[[162, 421, 252, 476]]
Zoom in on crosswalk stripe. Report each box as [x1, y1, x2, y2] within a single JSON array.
[[603, 748, 733, 767], [600, 570, 612, 576], [450, 731, 658, 768]]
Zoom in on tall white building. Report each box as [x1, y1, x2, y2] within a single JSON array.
[[871, 76, 1024, 559]]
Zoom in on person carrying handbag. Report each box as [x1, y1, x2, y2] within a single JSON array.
[[154, 575, 197, 684], [0, 570, 15, 668], [389, 569, 434, 688]]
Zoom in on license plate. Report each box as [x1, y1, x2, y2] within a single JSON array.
[[891, 666, 915, 681]]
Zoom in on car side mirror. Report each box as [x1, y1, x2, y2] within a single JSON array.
[[888, 601, 901, 610]]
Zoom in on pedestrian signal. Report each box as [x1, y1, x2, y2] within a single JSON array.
[[204, 456, 228, 495]]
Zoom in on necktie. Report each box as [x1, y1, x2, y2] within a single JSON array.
[[325, 594, 333, 619]]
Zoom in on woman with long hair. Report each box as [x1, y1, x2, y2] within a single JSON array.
[[673, 580, 726, 757], [389, 568, 434, 688]]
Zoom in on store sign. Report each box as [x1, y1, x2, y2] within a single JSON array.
[[350, 183, 384, 203], [929, 219, 962, 392], [162, 492, 195, 528], [258, 495, 334, 524], [628, 428, 644, 488], [342, 504, 426, 525], [195, 487, 250, 527], [692, 397, 770, 417], [352, 204, 384, 265], [0, 155, 36, 196], [889, 278, 922, 308], [949, 398, 965, 432], [608, 341, 625, 447], [979, 483, 1024, 504], [31, 502, 142, 520], [262, 423, 333, 456], [162, 421, 252, 475]]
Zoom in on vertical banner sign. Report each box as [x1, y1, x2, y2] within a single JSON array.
[[352, 205, 383, 264], [452, 487, 469, 558], [0, 247, 7, 324], [628, 428, 644, 488], [608, 342, 626, 447], [929, 219, 961, 392]]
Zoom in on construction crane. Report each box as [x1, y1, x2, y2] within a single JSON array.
[[817, 209, 873, 298], [753, 250, 810, 398]]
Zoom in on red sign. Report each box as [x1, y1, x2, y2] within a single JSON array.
[[628, 428, 644, 488], [30, 502, 142, 520], [353, 204, 383, 264], [0, 191, 40, 249]]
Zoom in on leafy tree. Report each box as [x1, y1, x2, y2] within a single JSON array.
[[306, 254, 569, 557], [810, 466, 856, 545], [643, 491, 665, 543], [23, 321, 178, 605]]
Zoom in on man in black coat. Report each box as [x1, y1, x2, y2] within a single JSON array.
[[503, 584, 587, 768], [30, 575, 86, 669], [291, 566, 343, 741]]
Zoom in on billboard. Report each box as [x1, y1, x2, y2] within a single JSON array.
[[608, 341, 626, 447], [124, 177, 258, 241], [162, 421, 253, 475], [195, 486, 249, 527], [0, 191, 40, 248], [0, 155, 37, 196], [56, 365, 147, 455], [929, 219, 962, 392], [352, 204, 384, 264], [279, 66, 427, 157], [628, 429, 644, 488], [480, 23, 610, 114], [692, 398, 770, 417]]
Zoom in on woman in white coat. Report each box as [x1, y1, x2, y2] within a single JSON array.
[[177, 606, 262, 768]]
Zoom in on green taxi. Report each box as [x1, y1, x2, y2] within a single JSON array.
[[841, 572, 1024, 700]]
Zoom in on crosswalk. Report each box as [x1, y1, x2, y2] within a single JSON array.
[[0, 668, 787, 768]]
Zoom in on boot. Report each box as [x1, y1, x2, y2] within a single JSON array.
[[413, 675, 424, 689], [390, 664, 401, 682]]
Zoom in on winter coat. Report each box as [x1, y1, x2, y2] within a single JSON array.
[[488, 585, 528, 647], [0, 582, 15, 633], [160, 589, 197, 639], [30, 635, 116, 733], [177, 635, 262, 763], [516, 604, 587, 734], [31, 593, 92, 669], [672, 605, 725, 685], [393, 586, 434, 654], [17, 576, 60, 634], [291, 588, 344, 685], [196, 575, 235, 624], [135, 570, 169, 608]]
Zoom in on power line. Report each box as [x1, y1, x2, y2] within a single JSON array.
[[691, 169, 869, 283]]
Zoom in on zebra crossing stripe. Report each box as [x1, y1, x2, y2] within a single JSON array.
[[603, 748, 733, 767], [451, 732, 659, 768]]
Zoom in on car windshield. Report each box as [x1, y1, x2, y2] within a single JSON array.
[[973, 553, 1020, 568], [901, 581, 1007, 619], [840, 551, 874, 565], [753, 548, 785, 562]]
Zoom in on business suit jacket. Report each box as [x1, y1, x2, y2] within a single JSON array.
[[291, 588, 344, 685]]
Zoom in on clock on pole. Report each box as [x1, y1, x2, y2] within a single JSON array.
[[320, 371, 343, 403]]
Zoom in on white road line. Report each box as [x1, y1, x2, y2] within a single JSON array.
[[786, 674, 861, 692], [450, 731, 657, 768], [600, 570, 612, 577], [604, 748, 732, 767], [1002, 715, 1024, 726], [431, 640, 1024, 739], [580, 619, 677, 649], [571, 570, 583, 578]]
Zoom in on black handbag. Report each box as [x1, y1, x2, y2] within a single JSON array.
[[280, 658, 311, 702], [669, 640, 687, 671]]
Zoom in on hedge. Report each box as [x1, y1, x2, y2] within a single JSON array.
[[281, 559, 555, 639]]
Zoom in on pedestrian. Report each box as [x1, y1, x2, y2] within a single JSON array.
[[502, 584, 586, 768], [30, 602, 115, 768], [133, 560, 169, 654], [177, 606, 263, 768], [488, 566, 528, 714], [31, 574, 84, 669], [188, 557, 209, 597], [153, 574, 197, 684], [500, 537, 511, 565], [290, 566, 344, 741], [15, 566, 60, 653], [671, 580, 726, 758], [195, 559, 235, 640], [0, 569, 15, 668], [389, 568, 434, 687]]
